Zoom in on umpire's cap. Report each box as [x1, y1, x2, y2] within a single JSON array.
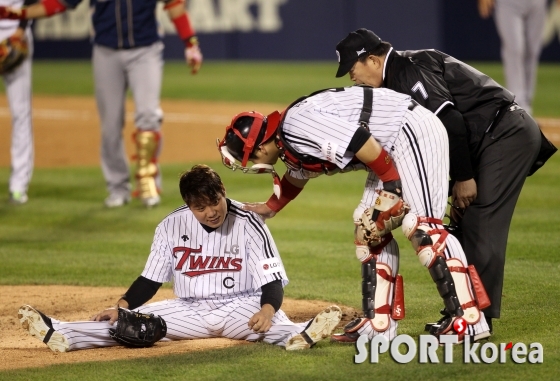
[[335, 28, 382, 78], [222, 111, 280, 167]]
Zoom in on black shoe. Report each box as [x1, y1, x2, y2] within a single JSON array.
[[485, 316, 493, 334], [424, 309, 451, 331]]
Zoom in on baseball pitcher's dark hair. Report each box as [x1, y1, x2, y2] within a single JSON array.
[[179, 164, 225, 207], [358, 41, 392, 62]]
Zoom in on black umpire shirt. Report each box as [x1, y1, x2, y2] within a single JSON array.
[[383, 48, 515, 181]]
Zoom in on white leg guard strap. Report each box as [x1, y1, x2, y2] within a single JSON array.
[[133, 130, 161, 201]]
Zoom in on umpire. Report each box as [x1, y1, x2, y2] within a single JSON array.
[[334, 28, 555, 333]]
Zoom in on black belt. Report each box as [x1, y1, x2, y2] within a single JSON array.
[[486, 102, 519, 133]]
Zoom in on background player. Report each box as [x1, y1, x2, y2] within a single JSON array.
[[1, 0, 35, 204], [0, 0, 204, 208], [478, 0, 548, 115], [18, 164, 342, 352], [333, 28, 550, 333], [218, 86, 491, 343]]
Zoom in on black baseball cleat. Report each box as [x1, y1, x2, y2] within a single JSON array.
[[18, 305, 69, 352], [424, 309, 451, 332]]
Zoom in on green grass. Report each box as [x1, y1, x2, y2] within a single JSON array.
[[16, 60, 560, 117], [1, 155, 560, 380]]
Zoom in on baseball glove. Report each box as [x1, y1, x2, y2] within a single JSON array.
[[0, 34, 28, 75], [109, 307, 167, 348], [359, 190, 410, 244]]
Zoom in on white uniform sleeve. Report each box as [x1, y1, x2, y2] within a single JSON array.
[[243, 215, 289, 291], [141, 223, 174, 283]]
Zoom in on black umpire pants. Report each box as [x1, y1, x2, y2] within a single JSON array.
[[461, 107, 541, 319]]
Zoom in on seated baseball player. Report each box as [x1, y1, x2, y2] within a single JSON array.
[[18, 164, 342, 352], [217, 85, 491, 344]]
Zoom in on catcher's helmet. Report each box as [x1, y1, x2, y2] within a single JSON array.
[[221, 111, 280, 167]]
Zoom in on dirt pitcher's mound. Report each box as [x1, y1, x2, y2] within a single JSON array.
[[0, 286, 359, 371]]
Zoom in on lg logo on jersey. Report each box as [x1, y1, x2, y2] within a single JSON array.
[[224, 244, 239, 254], [173, 245, 242, 277], [263, 262, 280, 271]]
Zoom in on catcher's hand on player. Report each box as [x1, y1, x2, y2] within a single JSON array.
[[242, 202, 277, 220], [185, 44, 203, 74], [359, 190, 410, 244], [248, 304, 275, 333]]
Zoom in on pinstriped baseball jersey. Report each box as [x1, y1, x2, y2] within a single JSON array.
[[282, 86, 410, 174], [46, 199, 319, 351], [141, 199, 288, 299]]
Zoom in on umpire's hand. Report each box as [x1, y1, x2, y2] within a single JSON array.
[[452, 178, 477, 209]]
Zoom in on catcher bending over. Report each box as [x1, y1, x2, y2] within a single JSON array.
[[18, 165, 342, 352], [218, 85, 491, 343]]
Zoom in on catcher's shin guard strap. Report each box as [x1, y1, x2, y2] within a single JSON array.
[[428, 256, 463, 318], [133, 130, 161, 200], [447, 259, 486, 324], [361, 258, 376, 319]]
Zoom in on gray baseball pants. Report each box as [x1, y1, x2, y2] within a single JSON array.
[[494, 0, 548, 114], [93, 42, 164, 197]]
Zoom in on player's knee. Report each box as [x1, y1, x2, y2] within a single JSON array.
[[402, 213, 444, 268]]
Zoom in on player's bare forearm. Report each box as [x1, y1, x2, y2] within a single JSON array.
[[478, 0, 494, 18], [0, 3, 47, 19], [165, 0, 185, 18], [90, 298, 129, 325], [355, 136, 383, 164], [248, 304, 275, 333], [285, 172, 308, 188]]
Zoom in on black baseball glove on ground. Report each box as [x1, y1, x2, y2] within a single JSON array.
[[109, 307, 167, 348]]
